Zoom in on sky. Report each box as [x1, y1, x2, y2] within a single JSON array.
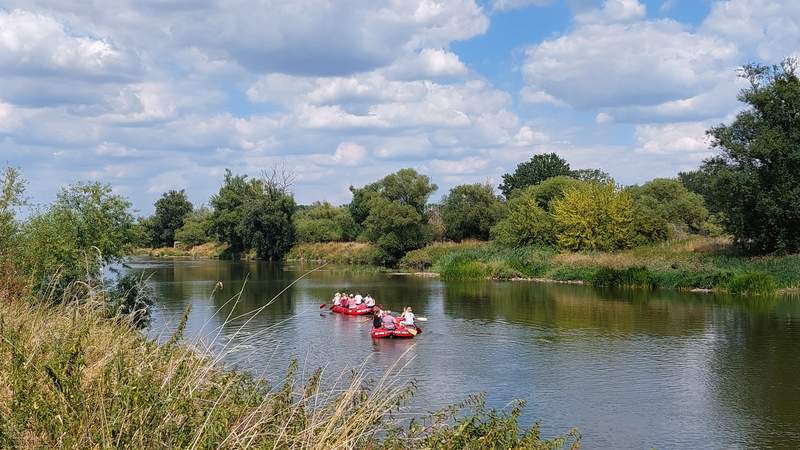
[[0, 0, 798, 215]]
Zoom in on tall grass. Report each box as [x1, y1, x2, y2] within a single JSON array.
[[0, 272, 578, 449], [285, 242, 382, 266]]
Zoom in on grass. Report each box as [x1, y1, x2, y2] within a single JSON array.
[[285, 242, 382, 266], [0, 274, 579, 449], [398, 236, 799, 295], [134, 241, 230, 259]]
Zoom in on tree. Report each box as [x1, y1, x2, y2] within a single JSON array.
[[552, 182, 635, 251], [571, 168, 613, 184], [440, 183, 505, 241], [526, 176, 585, 210], [490, 186, 555, 247], [499, 153, 571, 198], [21, 182, 135, 292], [175, 207, 212, 247], [628, 178, 710, 234], [208, 170, 256, 251], [295, 202, 358, 243], [238, 183, 296, 260], [0, 166, 26, 254], [702, 59, 800, 253], [150, 190, 193, 247], [356, 168, 437, 264]]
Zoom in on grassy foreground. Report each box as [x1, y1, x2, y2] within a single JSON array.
[[0, 295, 578, 449], [398, 237, 800, 295]]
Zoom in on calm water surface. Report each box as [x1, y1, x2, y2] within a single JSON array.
[[126, 258, 800, 450]]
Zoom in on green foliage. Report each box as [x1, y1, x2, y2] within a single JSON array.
[[356, 169, 437, 265], [552, 182, 635, 251], [174, 207, 212, 247], [294, 201, 357, 243], [208, 169, 296, 259], [701, 59, 800, 254], [499, 152, 572, 198], [491, 186, 556, 247], [107, 272, 154, 327], [21, 182, 134, 293], [628, 178, 710, 234], [571, 168, 613, 184], [631, 197, 671, 246], [149, 190, 193, 247], [525, 175, 585, 209], [440, 183, 505, 241], [0, 166, 26, 257], [725, 272, 778, 295], [592, 266, 655, 288]]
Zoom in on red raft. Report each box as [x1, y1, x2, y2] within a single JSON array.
[[330, 305, 374, 316], [371, 326, 422, 339]]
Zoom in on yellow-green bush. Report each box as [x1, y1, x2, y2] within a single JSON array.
[[552, 182, 635, 252]]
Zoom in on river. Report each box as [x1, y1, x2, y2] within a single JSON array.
[[126, 257, 800, 449]]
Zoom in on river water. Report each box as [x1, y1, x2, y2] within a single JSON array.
[[126, 257, 800, 449]]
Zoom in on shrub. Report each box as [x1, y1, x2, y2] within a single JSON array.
[[491, 186, 556, 247], [438, 254, 490, 280], [592, 266, 655, 288], [440, 183, 506, 241], [552, 182, 635, 251], [726, 272, 778, 295]]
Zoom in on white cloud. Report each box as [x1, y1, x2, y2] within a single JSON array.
[[330, 142, 368, 166], [575, 0, 646, 24], [703, 0, 800, 62], [0, 9, 136, 80], [634, 122, 711, 155], [387, 48, 468, 80], [522, 19, 738, 110]]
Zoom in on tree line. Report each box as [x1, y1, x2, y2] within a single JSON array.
[[2, 59, 798, 307]]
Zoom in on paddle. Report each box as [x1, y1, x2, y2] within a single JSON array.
[[406, 327, 418, 336], [319, 303, 327, 309]]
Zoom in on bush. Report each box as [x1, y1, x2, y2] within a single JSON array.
[[491, 186, 556, 247], [294, 201, 358, 243], [438, 254, 490, 280], [726, 272, 778, 295], [592, 266, 654, 288], [552, 182, 635, 251], [175, 208, 212, 247], [440, 183, 505, 241]]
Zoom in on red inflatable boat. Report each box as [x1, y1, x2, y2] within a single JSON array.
[[330, 305, 374, 315], [370, 326, 422, 339]]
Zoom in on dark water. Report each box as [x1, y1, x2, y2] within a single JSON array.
[[126, 257, 800, 450]]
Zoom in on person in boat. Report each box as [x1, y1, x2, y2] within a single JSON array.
[[400, 306, 415, 328], [333, 292, 342, 306], [354, 293, 363, 305], [372, 308, 383, 328], [382, 311, 396, 330], [364, 294, 375, 308], [340, 294, 349, 309]]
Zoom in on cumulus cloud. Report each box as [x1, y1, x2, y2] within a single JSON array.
[[703, 0, 800, 61], [574, 0, 646, 24], [0, 9, 136, 80], [386, 48, 468, 80], [634, 122, 711, 155], [523, 18, 737, 111]]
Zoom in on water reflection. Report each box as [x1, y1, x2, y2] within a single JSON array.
[[127, 258, 800, 450]]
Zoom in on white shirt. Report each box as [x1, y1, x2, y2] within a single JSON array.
[[365, 297, 375, 307], [402, 311, 414, 325], [354, 294, 363, 304], [333, 294, 341, 306]]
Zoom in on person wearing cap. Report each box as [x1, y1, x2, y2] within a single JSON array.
[[333, 292, 342, 306], [365, 294, 375, 308]]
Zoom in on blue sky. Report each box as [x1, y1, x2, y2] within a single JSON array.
[[0, 0, 797, 214]]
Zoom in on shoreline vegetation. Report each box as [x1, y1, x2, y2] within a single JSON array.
[[136, 235, 800, 296], [0, 290, 580, 449]]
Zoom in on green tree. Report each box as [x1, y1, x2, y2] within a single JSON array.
[[499, 153, 571, 198], [238, 182, 296, 260], [294, 202, 357, 243], [150, 190, 193, 247], [571, 168, 613, 184], [209, 170, 256, 251], [628, 178, 710, 234], [552, 182, 635, 251], [175, 208, 212, 247], [21, 182, 135, 292], [440, 183, 505, 241], [356, 168, 437, 264], [526, 176, 585, 209], [702, 60, 800, 253], [0, 166, 26, 254], [490, 186, 555, 247]]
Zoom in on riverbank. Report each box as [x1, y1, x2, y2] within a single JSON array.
[[286, 237, 800, 295], [0, 296, 577, 449], [136, 236, 800, 295]]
